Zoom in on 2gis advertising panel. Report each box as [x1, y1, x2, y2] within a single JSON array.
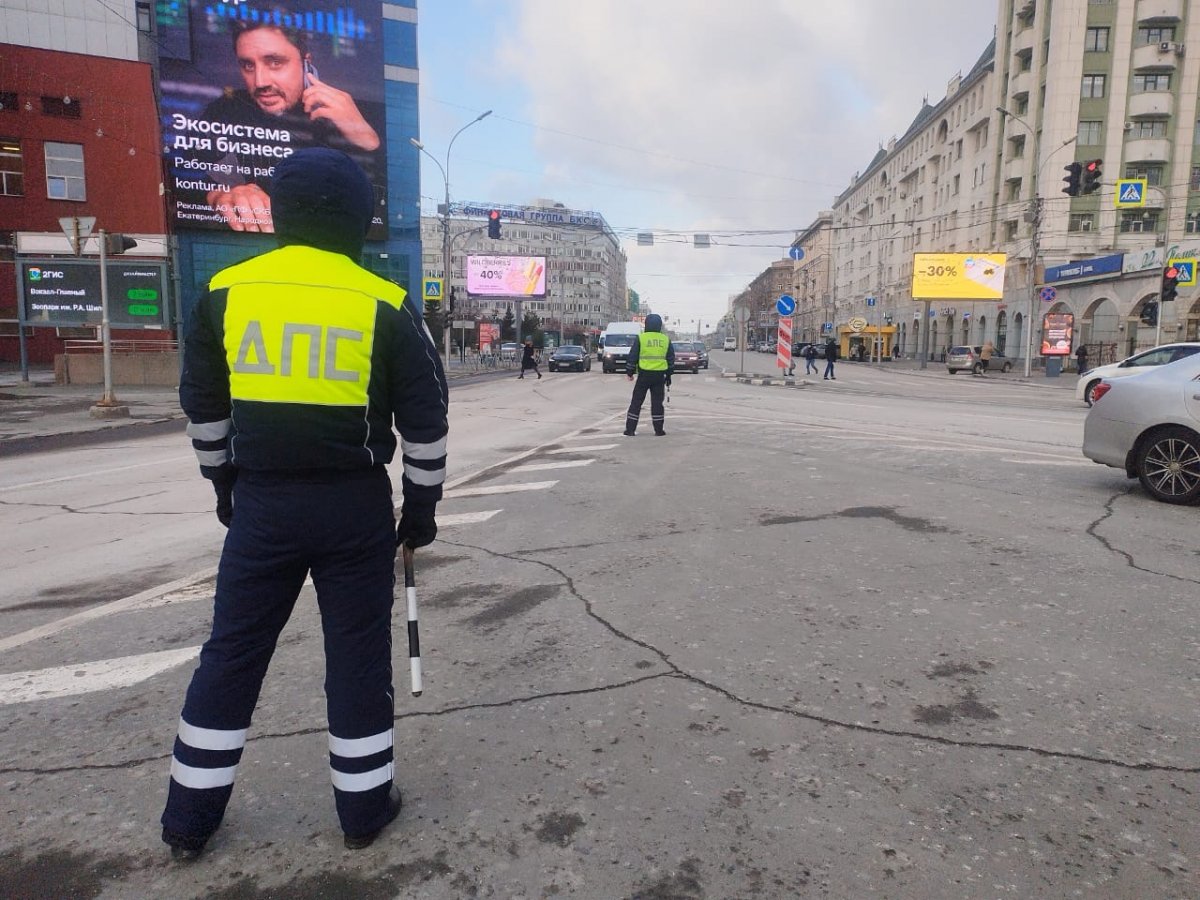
[[159, 1, 387, 238], [20, 261, 168, 328], [467, 256, 547, 297], [1041, 313, 1074, 356], [911, 253, 1007, 300]]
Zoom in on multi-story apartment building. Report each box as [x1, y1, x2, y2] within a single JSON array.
[[732, 259, 794, 347], [420, 200, 627, 344], [790, 210, 834, 345]]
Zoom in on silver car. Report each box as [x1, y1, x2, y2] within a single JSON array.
[[1082, 353, 1200, 504], [1075, 342, 1200, 406]]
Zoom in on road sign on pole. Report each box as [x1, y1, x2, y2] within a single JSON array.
[[1169, 258, 1196, 287], [776, 294, 796, 316], [777, 315, 793, 371], [58, 216, 96, 257], [788, 246, 805, 262]]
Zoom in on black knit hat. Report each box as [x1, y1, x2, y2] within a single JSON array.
[[271, 148, 374, 258]]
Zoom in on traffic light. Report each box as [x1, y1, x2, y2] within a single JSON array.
[[447, 286, 457, 315], [1062, 162, 1082, 197], [103, 233, 138, 255], [1081, 158, 1103, 195], [1161, 265, 1179, 303], [1140, 300, 1159, 326], [487, 209, 501, 239]]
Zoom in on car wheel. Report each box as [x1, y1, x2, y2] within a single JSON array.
[[1083, 379, 1102, 407], [1136, 426, 1200, 504], [948, 368, 958, 374]]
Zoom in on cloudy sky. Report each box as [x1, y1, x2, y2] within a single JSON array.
[[415, 1, 998, 330]]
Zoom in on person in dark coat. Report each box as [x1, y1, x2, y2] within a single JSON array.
[[823, 339, 839, 380], [1075, 343, 1089, 375], [518, 338, 542, 379]]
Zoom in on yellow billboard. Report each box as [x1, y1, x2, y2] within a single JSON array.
[[911, 253, 1007, 300]]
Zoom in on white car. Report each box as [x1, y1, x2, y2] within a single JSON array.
[[1076, 342, 1200, 406], [723, 337, 737, 351], [1082, 353, 1200, 504]]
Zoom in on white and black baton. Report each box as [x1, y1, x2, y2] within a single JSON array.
[[401, 545, 423, 697]]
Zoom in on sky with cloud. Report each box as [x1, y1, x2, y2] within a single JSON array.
[[415, 0, 998, 330]]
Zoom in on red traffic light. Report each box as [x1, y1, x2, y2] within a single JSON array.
[[1165, 265, 1179, 279], [488, 210, 500, 221], [487, 209, 501, 239]]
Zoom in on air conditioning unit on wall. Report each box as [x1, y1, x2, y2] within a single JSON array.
[[1159, 41, 1185, 55]]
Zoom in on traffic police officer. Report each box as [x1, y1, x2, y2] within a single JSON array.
[[623, 313, 674, 436], [162, 148, 448, 859]]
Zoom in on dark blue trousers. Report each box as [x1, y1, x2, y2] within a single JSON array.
[[162, 467, 398, 845]]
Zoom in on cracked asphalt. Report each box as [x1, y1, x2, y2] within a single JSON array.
[[0, 363, 1196, 898]]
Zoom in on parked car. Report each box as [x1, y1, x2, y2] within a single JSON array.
[[757, 341, 773, 353], [946, 345, 1013, 374], [691, 341, 709, 369], [671, 341, 702, 373], [723, 337, 737, 351], [1082, 353, 1200, 504], [1076, 342, 1200, 406], [547, 344, 591, 372], [499, 342, 518, 362]]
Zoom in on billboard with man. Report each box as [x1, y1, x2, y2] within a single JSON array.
[[159, 1, 387, 238]]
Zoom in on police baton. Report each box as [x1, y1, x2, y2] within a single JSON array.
[[401, 545, 423, 697]]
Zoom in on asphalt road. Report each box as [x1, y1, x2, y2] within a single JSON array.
[[0, 363, 1195, 899]]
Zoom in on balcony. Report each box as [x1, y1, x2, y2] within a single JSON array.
[[1009, 68, 1033, 97], [1137, 0, 1182, 22], [1143, 186, 1167, 209], [1011, 27, 1036, 55], [1004, 156, 1028, 183], [1125, 137, 1171, 162], [1127, 91, 1174, 118], [1132, 42, 1180, 71]]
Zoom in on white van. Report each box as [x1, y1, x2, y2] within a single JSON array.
[[600, 321, 644, 373], [723, 336, 737, 351]]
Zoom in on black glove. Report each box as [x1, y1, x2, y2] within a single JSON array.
[[211, 468, 236, 528], [396, 507, 437, 549], [665, 375, 672, 387]]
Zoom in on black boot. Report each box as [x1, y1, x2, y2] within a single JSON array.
[[344, 784, 403, 850]]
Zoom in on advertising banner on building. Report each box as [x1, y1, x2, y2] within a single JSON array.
[[1041, 313, 1074, 356], [466, 256, 547, 297], [911, 253, 1007, 299], [158, 1, 387, 238], [1043, 253, 1123, 285], [19, 260, 169, 328], [479, 322, 500, 352]]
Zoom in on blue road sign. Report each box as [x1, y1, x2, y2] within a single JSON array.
[[865, 296, 876, 307], [1040, 286, 1057, 303], [1170, 259, 1196, 287], [1115, 179, 1146, 207], [788, 246, 805, 262], [776, 294, 796, 316], [423, 278, 444, 301]]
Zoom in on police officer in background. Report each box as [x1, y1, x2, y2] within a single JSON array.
[[623, 313, 674, 436], [162, 148, 448, 860]]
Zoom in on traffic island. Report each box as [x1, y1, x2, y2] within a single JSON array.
[[89, 402, 131, 419], [729, 374, 809, 388]]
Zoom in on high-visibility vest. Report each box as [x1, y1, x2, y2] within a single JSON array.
[[636, 332, 670, 372]]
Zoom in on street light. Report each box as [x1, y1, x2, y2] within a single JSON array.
[[996, 107, 1076, 378], [410, 109, 492, 361]]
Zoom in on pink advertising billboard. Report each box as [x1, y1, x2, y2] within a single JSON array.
[[466, 255, 546, 297]]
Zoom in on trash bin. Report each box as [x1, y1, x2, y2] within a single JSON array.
[[1045, 357, 1062, 378]]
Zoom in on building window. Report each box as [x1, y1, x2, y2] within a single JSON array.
[[1138, 27, 1175, 44], [1085, 27, 1110, 52], [1017, 50, 1033, 73], [1125, 165, 1164, 186], [1, 138, 23, 196], [1069, 213, 1095, 232], [1004, 220, 1019, 241], [0, 91, 18, 112], [1129, 120, 1168, 139], [1015, 94, 1029, 115], [1078, 120, 1103, 144], [1133, 73, 1171, 92], [1009, 135, 1026, 159], [1186, 213, 1200, 234], [1081, 75, 1106, 98], [44, 141, 86, 200], [1120, 213, 1158, 233], [1191, 166, 1200, 191], [136, 0, 152, 31], [40, 96, 81, 119]]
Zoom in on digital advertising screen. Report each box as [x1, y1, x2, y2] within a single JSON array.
[[912, 253, 1007, 300], [158, 1, 387, 238], [466, 256, 547, 297], [20, 260, 169, 328], [1041, 313, 1074, 356]]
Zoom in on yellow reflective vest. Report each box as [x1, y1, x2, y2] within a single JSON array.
[[635, 332, 670, 372]]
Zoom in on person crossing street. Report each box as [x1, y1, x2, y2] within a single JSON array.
[[161, 148, 449, 861], [623, 314, 674, 436]]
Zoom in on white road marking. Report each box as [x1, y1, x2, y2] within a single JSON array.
[[1002, 458, 1094, 467], [0, 455, 194, 493], [443, 481, 558, 499], [439, 510, 502, 526], [509, 459, 595, 473], [0, 646, 200, 705], [0, 567, 219, 654], [549, 444, 617, 454]]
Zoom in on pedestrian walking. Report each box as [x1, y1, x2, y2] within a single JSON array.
[[823, 339, 839, 380], [804, 343, 819, 375], [1075, 343, 1089, 375], [161, 148, 449, 861], [976, 339, 994, 376], [518, 338, 542, 379], [623, 313, 674, 436]]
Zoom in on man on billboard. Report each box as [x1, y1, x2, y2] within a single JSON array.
[[201, 14, 380, 232]]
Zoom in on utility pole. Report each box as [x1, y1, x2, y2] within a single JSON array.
[[1023, 197, 1043, 378]]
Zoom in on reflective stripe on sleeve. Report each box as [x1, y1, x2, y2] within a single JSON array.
[[330, 761, 394, 793], [194, 448, 229, 467], [178, 717, 247, 752], [170, 758, 238, 790], [401, 436, 447, 461], [404, 463, 444, 487], [328, 729, 393, 758], [186, 419, 232, 441]]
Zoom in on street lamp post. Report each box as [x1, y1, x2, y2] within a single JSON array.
[[411, 110, 492, 363]]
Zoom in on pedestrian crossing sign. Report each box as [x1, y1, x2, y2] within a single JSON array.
[[423, 278, 444, 301], [1170, 258, 1197, 287], [1115, 179, 1146, 207]]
